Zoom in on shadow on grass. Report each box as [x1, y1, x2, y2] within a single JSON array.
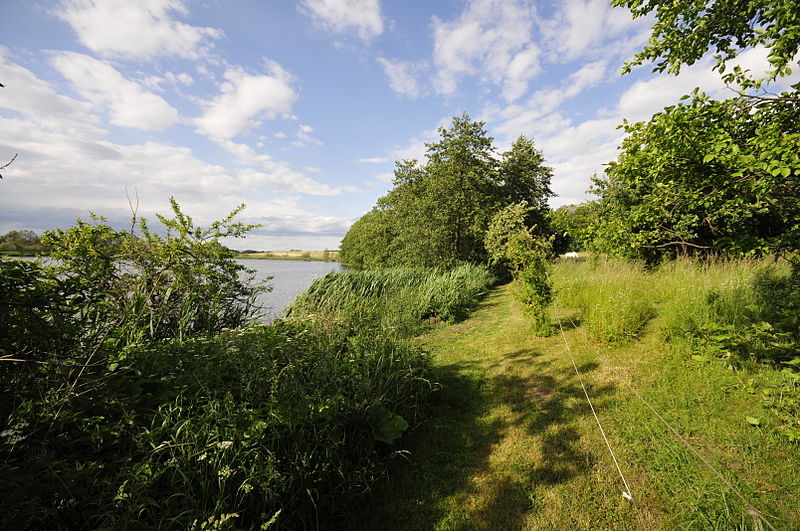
[[340, 348, 616, 529]]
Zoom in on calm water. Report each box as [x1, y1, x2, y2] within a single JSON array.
[[10, 256, 343, 324], [239, 259, 344, 322]]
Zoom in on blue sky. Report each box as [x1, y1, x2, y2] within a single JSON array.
[[0, 0, 782, 250]]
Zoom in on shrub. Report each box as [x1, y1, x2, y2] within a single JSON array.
[[1, 322, 433, 529], [485, 202, 553, 333]]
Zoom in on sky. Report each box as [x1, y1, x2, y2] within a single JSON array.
[[0, 0, 783, 250]]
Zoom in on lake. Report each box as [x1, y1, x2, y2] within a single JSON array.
[[239, 259, 344, 322], [9, 256, 343, 324]]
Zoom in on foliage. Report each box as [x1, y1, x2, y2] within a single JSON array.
[[286, 264, 496, 337], [41, 198, 267, 345], [591, 93, 800, 260], [498, 136, 554, 232], [614, 0, 800, 87], [0, 322, 434, 529], [340, 114, 554, 269], [0, 198, 449, 528], [485, 203, 553, 331], [0, 229, 48, 255], [549, 201, 600, 253]]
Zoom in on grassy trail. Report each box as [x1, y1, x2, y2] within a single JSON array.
[[350, 284, 798, 530]]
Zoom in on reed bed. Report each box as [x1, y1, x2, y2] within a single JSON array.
[[286, 264, 496, 336]]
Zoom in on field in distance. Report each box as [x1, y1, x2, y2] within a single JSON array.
[[237, 250, 340, 262]]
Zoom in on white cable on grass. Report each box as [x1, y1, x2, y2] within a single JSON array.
[[556, 316, 634, 502], [564, 315, 776, 531]]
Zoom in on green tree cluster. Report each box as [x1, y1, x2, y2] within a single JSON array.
[[0, 229, 47, 255], [549, 201, 600, 253], [592, 0, 800, 260], [592, 94, 800, 259], [341, 114, 554, 269]]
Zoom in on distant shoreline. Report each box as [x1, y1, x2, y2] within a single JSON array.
[[237, 251, 340, 262]]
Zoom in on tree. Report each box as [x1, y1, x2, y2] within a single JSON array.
[[499, 136, 554, 233], [484, 202, 553, 331], [591, 94, 800, 259], [614, 0, 800, 87], [340, 114, 555, 269]]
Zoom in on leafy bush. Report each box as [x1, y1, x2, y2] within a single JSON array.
[[0, 200, 440, 528], [1, 322, 433, 529], [485, 202, 554, 333]]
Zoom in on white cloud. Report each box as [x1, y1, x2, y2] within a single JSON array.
[[238, 168, 352, 196], [56, 0, 223, 60], [0, 50, 103, 137], [432, 0, 540, 102], [0, 115, 353, 247], [295, 124, 322, 147], [378, 57, 424, 98], [210, 137, 350, 196], [540, 0, 640, 62], [493, 60, 609, 139], [195, 61, 297, 139], [356, 157, 388, 163], [50, 52, 179, 130], [300, 0, 383, 41]]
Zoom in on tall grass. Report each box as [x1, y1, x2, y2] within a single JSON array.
[[552, 256, 800, 442], [286, 264, 495, 336], [553, 257, 656, 342]]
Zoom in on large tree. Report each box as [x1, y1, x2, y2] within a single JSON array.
[[340, 114, 555, 269], [590, 0, 800, 259]]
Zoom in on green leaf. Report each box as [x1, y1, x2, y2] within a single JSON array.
[[371, 406, 409, 444], [745, 416, 761, 426], [702, 153, 714, 163]]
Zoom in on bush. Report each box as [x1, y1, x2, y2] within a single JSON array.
[[484, 202, 554, 333], [1, 322, 433, 529]]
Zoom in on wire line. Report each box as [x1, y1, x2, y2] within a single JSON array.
[[563, 314, 775, 531], [556, 316, 634, 501]]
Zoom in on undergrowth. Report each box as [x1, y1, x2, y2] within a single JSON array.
[[1, 322, 433, 529], [1, 202, 490, 529]]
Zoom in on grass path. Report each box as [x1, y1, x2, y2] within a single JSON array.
[[349, 284, 799, 530]]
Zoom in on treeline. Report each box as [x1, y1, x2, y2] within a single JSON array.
[[0, 230, 47, 255], [341, 113, 554, 270]]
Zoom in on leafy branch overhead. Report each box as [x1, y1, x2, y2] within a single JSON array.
[[613, 0, 800, 86]]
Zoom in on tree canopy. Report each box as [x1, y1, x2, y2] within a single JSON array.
[[340, 113, 554, 269], [614, 0, 800, 86], [588, 0, 800, 260]]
